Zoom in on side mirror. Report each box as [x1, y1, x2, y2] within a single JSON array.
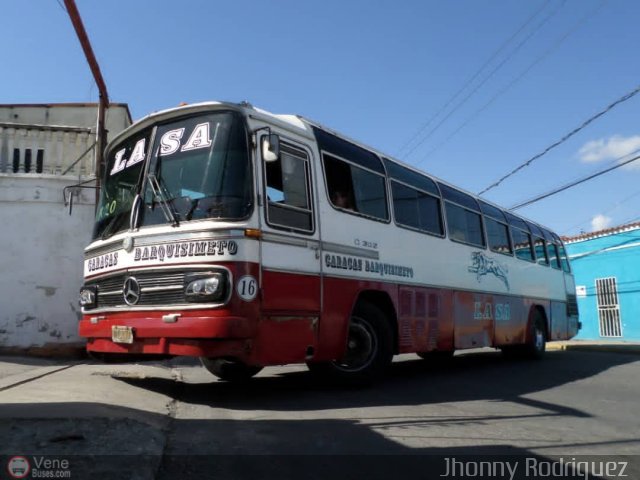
[[262, 134, 280, 162]]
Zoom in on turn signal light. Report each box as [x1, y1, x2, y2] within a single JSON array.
[[244, 228, 262, 239]]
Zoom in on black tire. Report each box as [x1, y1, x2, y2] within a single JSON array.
[[501, 310, 546, 360], [200, 358, 263, 382], [417, 350, 454, 361], [307, 301, 393, 385], [523, 311, 547, 359]]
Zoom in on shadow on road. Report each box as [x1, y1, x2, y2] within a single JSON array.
[[113, 350, 637, 416], [2, 351, 639, 478], [1, 401, 638, 479]]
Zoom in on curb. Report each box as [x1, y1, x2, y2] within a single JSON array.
[[547, 343, 640, 355]]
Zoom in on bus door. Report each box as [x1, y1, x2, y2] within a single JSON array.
[[256, 133, 321, 363]]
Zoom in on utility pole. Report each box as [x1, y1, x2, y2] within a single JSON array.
[[63, 0, 110, 207]]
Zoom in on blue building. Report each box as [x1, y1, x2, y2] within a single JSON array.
[[564, 222, 640, 341]]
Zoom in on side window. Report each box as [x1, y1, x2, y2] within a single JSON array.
[[548, 243, 561, 269], [534, 237, 549, 266], [511, 228, 534, 262], [391, 181, 443, 235], [485, 217, 512, 255], [558, 243, 571, 273], [445, 202, 485, 247], [324, 154, 388, 221], [264, 143, 313, 232]]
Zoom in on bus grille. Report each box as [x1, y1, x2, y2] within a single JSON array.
[[85, 271, 188, 310]]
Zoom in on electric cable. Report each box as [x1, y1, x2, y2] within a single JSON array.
[[479, 87, 640, 196], [510, 152, 640, 210], [562, 188, 640, 235], [401, 0, 564, 160], [397, 0, 555, 158], [412, 1, 607, 170]]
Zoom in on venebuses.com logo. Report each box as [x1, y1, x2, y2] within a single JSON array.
[[6, 456, 72, 478], [7, 456, 30, 479]]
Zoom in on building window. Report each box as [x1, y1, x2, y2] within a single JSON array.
[[595, 277, 623, 337], [24, 149, 32, 173], [36, 149, 45, 173], [12, 148, 20, 173]]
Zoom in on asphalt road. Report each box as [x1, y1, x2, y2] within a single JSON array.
[[0, 349, 639, 479]]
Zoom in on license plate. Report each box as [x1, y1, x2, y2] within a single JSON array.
[[111, 326, 134, 344]]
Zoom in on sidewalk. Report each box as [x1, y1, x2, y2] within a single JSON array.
[[547, 340, 640, 354]]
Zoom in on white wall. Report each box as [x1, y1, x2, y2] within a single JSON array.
[[0, 104, 131, 141], [0, 174, 95, 352]]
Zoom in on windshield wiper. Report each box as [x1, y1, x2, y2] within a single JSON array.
[[147, 173, 180, 227], [100, 211, 127, 240]]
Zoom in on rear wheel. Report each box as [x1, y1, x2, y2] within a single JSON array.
[[501, 310, 547, 359], [307, 301, 393, 385], [200, 358, 263, 382], [524, 312, 547, 359]]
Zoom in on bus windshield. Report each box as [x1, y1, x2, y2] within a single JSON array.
[[93, 111, 252, 239]]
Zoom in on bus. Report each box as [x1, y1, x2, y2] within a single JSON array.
[[78, 101, 580, 383]]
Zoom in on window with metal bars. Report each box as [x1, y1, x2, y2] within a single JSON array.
[[595, 277, 623, 337]]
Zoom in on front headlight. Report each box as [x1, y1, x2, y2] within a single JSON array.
[[184, 272, 227, 303], [79, 286, 97, 308]]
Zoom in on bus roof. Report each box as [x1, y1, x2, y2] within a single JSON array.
[[110, 100, 559, 239]]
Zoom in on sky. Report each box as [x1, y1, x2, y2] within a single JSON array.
[[2, 0, 639, 236]]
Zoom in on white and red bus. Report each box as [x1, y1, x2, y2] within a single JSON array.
[[79, 101, 580, 383]]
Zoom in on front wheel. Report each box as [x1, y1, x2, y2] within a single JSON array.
[[200, 358, 263, 382], [307, 301, 393, 385]]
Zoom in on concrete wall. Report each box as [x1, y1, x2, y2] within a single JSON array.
[[0, 174, 95, 354], [0, 104, 131, 141], [566, 227, 640, 341]]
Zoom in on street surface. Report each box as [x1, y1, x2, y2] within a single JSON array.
[[0, 349, 639, 479]]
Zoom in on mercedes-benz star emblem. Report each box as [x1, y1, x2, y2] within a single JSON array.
[[123, 277, 141, 306]]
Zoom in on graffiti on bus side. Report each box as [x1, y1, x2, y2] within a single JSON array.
[[468, 251, 510, 291]]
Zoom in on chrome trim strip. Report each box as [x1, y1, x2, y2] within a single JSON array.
[[261, 232, 313, 249], [141, 285, 183, 293], [261, 232, 379, 259], [83, 303, 228, 314], [99, 290, 123, 296]]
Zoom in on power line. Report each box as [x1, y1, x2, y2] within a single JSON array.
[[510, 152, 640, 210], [562, 188, 640, 235], [479, 86, 640, 196], [416, 0, 607, 170], [400, 0, 564, 161], [396, 0, 555, 158]]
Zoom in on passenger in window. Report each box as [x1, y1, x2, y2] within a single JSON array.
[[331, 189, 355, 211]]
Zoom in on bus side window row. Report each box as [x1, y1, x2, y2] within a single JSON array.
[[313, 128, 571, 273]]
